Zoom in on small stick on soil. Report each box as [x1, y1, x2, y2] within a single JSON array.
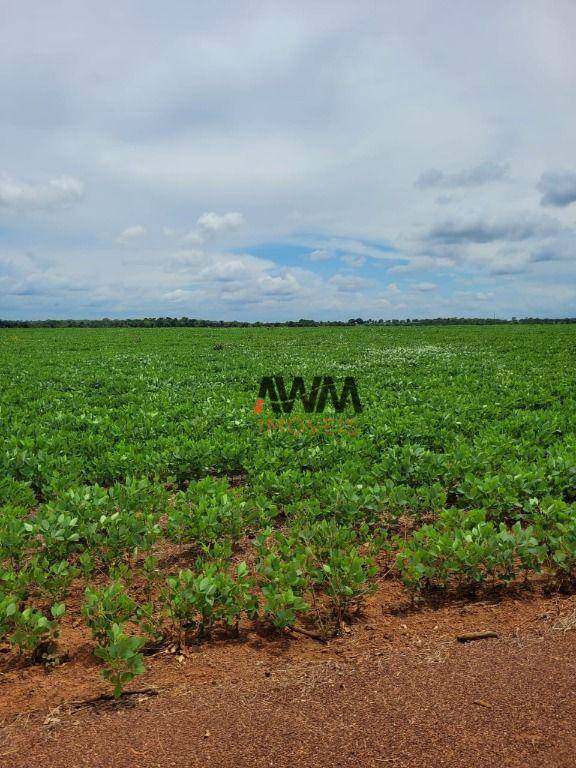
[[456, 631, 499, 643], [290, 626, 328, 643]]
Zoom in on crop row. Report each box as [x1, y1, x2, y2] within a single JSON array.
[[2, 473, 576, 696]]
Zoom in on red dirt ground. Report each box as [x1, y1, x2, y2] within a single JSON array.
[[1, 579, 576, 767]]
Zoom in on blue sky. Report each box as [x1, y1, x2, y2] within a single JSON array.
[[1, 0, 575, 320]]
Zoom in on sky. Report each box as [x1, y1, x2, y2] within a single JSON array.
[[0, 0, 575, 321]]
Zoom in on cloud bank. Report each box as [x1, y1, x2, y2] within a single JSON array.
[[0, 0, 575, 320]]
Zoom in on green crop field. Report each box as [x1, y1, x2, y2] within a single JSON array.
[[1, 325, 575, 697]]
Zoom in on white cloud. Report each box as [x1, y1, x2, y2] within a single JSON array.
[[255, 273, 300, 297], [165, 250, 273, 284], [163, 288, 197, 302], [117, 225, 146, 245], [183, 212, 244, 244], [0, 174, 83, 212], [165, 249, 206, 272], [198, 211, 244, 233], [412, 282, 438, 292], [329, 274, 369, 292]]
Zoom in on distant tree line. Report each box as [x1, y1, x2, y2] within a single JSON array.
[[1, 316, 576, 329]]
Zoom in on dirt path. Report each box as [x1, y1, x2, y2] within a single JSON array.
[[2, 621, 576, 768]]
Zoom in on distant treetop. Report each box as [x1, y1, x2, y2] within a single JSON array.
[[1, 316, 575, 328]]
